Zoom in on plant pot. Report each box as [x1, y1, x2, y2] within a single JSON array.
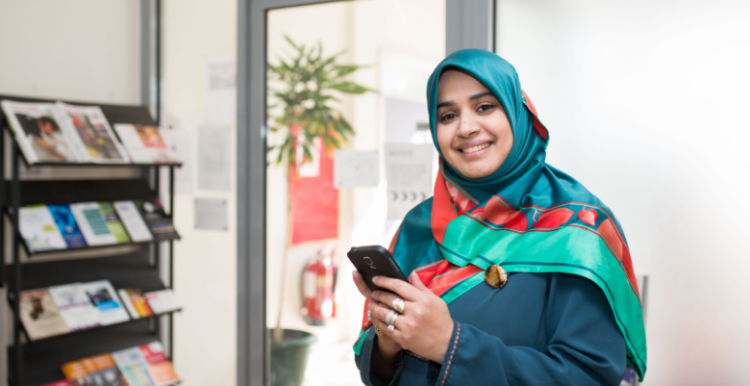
[[270, 328, 318, 386]]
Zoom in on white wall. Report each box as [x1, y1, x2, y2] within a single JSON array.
[[497, 0, 750, 384], [162, 1, 238, 385], [0, 0, 139, 103]]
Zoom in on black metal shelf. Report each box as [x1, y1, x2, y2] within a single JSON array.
[[29, 161, 182, 168], [18, 233, 180, 258], [9, 320, 162, 386], [4, 178, 160, 206]]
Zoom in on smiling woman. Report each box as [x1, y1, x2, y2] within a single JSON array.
[[352, 49, 647, 386]]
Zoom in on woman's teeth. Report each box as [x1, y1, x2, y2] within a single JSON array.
[[461, 143, 490, 153]]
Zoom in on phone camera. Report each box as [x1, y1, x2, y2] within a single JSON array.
[[364, 257, 373, 265]]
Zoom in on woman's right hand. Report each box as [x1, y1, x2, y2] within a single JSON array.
[[352, 271, 403, 359]]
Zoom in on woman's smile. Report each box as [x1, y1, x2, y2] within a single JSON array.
[[456, 140, 493, 157]]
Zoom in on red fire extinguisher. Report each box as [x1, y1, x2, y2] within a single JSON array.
[[301, 250, 337, 325]]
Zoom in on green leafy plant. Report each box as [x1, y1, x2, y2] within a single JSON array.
[[267, 36, 375, 342]]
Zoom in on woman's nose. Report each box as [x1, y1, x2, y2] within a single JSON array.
[[457, 115, 480, 138]]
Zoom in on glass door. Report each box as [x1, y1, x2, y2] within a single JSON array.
[[264, 1, 445, 385]]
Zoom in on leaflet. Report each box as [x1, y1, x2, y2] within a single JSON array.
[[19, 288, 70, 341], [144, 289, 181, 314], [62, 353, 127, 386], [19, 204, 67, 252], [140, 342, 179, 386], [135, 200, 178, 241], [48, 283, 101, 331], [113, 201, 153, 242], [118, 288, 153, 319], [111, 347, 154, 386], [55, 102, 130, 163], [70, 202, 118, 246], [0, 100, 79, 164], [47, 204, 87, 248], [80, 280, 130, 326], [113, 124, 179, 164], [98, 202, 131, 243]]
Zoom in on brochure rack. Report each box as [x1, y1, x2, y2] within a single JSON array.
[[0, 94, 180, 386]]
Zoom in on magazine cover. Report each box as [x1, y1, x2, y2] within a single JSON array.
[[113, 201, 153, 242], [144, 289, 181, 314], [70, 202, 118, 246], [47, 204, 88, 248], [118, 288, 153, 319], [48, 283, 101, 331], [139, 342, 179, 386], [111, 347, 154, 386], [113, 124, 179, 164], [62, 353, 127, 386], [19, 204, 68, 252], [80, 280, 130, 326], [0, 100, 79, 163], [55, 102, 130, 163], [98, 202, 131, 243], [134, 200, 178, 241], [19, 289, 70, 341]]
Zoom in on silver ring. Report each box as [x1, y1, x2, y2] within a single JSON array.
[[391, 297, 405, 313], [385, 310, 399, 326], [387, 325, 395, 332]]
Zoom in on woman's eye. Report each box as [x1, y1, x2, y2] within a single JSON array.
[[478, 104, 495, 112], [440, 113, 456, 122]]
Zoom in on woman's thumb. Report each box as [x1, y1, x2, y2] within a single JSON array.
[[409, 271, 428, 290]]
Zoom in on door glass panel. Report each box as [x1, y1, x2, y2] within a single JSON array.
[[266, 1, 445, 385]]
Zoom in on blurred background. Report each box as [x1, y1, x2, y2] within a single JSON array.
[[1, 0, 749, 385]]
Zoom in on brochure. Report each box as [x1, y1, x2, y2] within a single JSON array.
[[55, 102, 130, 163], [118, 288, 153, 319], [144, 289, 181, 314], [47, 203, 88, 248], [113, 124, 179, 164], [0, 100, 79, 163], [19, 204, 67, 253], [111, 347, 154, 386], [139, 342, 179, 386], [80, 280, 130, 326], [62, 353, 127, 386], [113, 201, 153, 242], [135, 200, 178, 241], [98, 202, 131, 243], [70, 202, 118, 246], [48, 283, 101, 331], [19, 288, 70, 341]]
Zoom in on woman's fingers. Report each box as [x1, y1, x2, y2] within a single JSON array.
[[369, 301, 404, 330], [370, 290, 409, 311], [372, 276, 421, 301], [352, 271, 373, 299], [409, 271, 429, 290]]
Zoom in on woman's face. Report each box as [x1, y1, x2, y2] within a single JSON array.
[[436, 70, 513, 179]]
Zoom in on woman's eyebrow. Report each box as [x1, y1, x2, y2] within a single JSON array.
[[436, 100, 455, 109], [469, 91, 495, 101]]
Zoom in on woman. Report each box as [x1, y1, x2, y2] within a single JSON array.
[[352, 49, 647, 385]]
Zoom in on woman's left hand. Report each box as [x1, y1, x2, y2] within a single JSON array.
[[368, 272, 454, 363]]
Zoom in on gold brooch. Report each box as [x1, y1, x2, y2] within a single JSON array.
[[485, 264, 508, 288]]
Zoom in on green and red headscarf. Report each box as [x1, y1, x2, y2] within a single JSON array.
[[355, 49, 646, 380]]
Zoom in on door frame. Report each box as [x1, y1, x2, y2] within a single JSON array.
[[236, 1, 493, 384]]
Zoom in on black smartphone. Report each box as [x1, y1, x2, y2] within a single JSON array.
[[348, 245, 408, 294]]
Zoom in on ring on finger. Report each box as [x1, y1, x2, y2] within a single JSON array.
[[391, 297, 405, 313], [385, 310, 399, 326], [374, 325, 385, 336], [387, 325, 395, 332]]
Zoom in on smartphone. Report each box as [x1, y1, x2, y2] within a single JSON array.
[[348, 245, 408, 294]]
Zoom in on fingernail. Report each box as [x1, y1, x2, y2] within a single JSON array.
[[372, 276, 379, 284]]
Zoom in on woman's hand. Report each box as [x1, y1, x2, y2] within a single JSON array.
[[368, 272, 454, 363], [352, 271, 403, 359]]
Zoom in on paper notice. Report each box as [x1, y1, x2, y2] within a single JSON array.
[[205, 55, 237, 125], [333, 149, 379, 188], [194, 198, 228, 231], [197, 126, 231, 191], [160, 127, 196, 195], [385, 144, 434, 219]]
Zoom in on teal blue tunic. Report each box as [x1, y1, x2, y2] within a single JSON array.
[[355, 269, 626, 385]]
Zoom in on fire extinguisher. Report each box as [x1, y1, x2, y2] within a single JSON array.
[[301, 250, 337, 325]]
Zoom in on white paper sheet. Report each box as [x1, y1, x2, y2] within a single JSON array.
[[333, 149, 379, 188], [48, 283, 101, 331], [205, 55, 237, 125], [160, 127, 196, 195], [384, 144, 434, 219], [194, 198, 228, 231], [114, 200, 153, 242], [145, 289, 181, 314], [197, 126, 231, 191]]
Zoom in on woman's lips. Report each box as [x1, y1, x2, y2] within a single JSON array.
[[458, 142, 492, 158]]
